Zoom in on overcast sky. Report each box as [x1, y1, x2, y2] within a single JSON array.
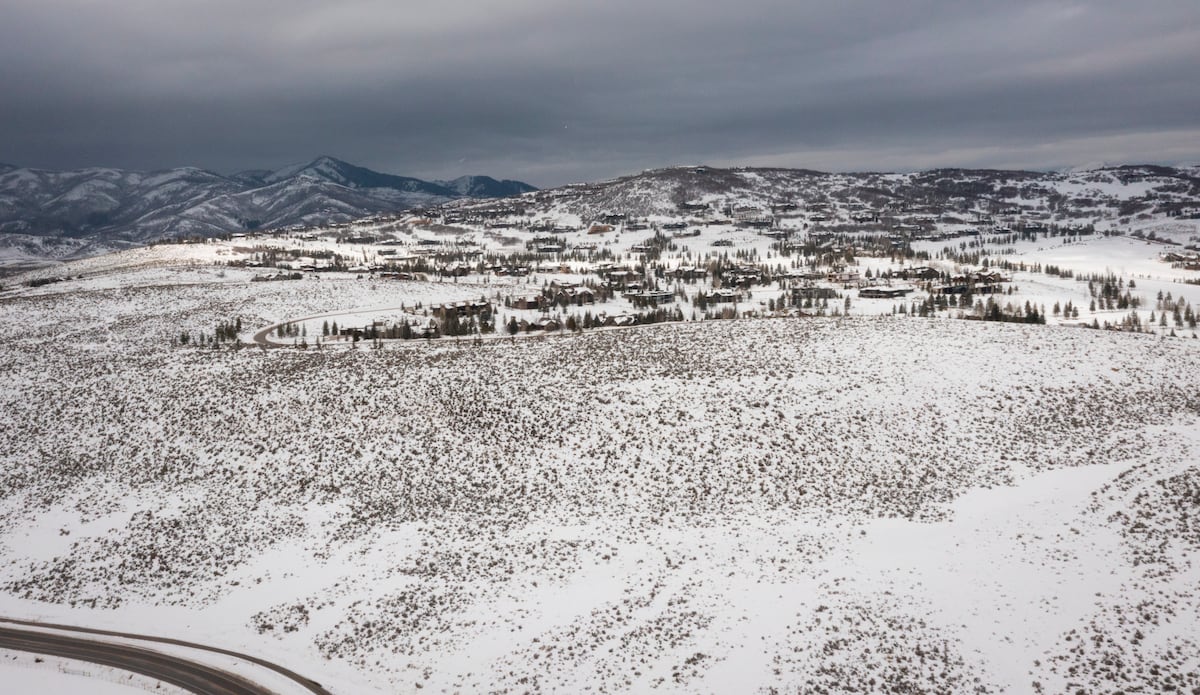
[[1, 1, 1198, 186]]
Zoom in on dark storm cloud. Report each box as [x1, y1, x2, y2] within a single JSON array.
[[1, 1, 1197, 185]]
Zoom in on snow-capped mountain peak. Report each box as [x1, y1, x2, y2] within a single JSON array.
[[0, 158, 537, 250]]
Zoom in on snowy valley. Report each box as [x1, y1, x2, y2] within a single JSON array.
[[0, 164, 1198, 694]]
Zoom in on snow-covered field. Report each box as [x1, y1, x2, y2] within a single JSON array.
[[0, 649, 188, 695], [1, 242, 1199, 694]]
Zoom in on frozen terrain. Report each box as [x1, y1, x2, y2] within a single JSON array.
[[0, 649, 188, 695], [0, 243, 1198, 693]]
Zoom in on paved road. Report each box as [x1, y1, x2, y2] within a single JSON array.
[[0, 618, 332, 695], [248, 304, 724, 349], [249, 306, 413, 349]]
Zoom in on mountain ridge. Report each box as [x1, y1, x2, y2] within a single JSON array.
[[435, 174, 537, 198], [0, 156, 536, 248], [441, 162, 1200, 236]]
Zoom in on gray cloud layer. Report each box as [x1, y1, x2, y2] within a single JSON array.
[[2, 1, 1198, 185]]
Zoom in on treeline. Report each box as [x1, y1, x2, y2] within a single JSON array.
[[970, 298, 1048, 324], [890, 296, 1048, 323]]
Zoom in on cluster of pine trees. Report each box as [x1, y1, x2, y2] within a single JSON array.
[[1052, 301, 1081, 319], [973, 298, 1047, 324], [1153, 291, 1198, 329], [1087, 274, 1142, 310], [177, 317, 244, 348], [275, 322, 306, 339]]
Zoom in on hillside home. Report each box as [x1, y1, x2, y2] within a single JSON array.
[[599, 313, 639, 327], [518, 317, 561, 332], [859, 287, 913, 299], [827, 270, 860, 285], [511, 296, 546, 311], [549, 283, 596, 305], [624, 290, 676, 306], [898, 266, 941, 281], [704, 289, 741, 304], [435, 300, 492, 317], [672, 266, 707, 280]]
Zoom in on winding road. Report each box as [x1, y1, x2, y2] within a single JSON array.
[[0, 618, 332, 695], [250, 305, 419, 349]]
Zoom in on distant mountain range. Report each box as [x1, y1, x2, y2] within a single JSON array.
[[4, 157, 1199, 274], [472, 163, 1200, 224], [0, 156, 535, 267]]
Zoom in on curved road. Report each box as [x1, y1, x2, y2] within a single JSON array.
[[251, 303, 433, 348], [248, 304, 763, 349], [0, 618, 332, 695]]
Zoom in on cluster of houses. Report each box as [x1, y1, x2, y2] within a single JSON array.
[[509, 282, 599, 311], [488, 264, 533, 277], [720, 264, 763, 288], [351, 300, 495, 340], [934, 270, 1009, 295], [596, 265, 645, 290], [435, 204, 528, 227], [254, 200, 1047, 346], [328, 254, 1019, 344], [1162, 251, 1200, 270], [249, 272, 304, 282], [510, 313, 640, 332]]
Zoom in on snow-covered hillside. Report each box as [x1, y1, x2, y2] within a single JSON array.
[[465, 163, 1199, 232], [0, 157, 536, 251], [0, 242, 1198, 693]]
